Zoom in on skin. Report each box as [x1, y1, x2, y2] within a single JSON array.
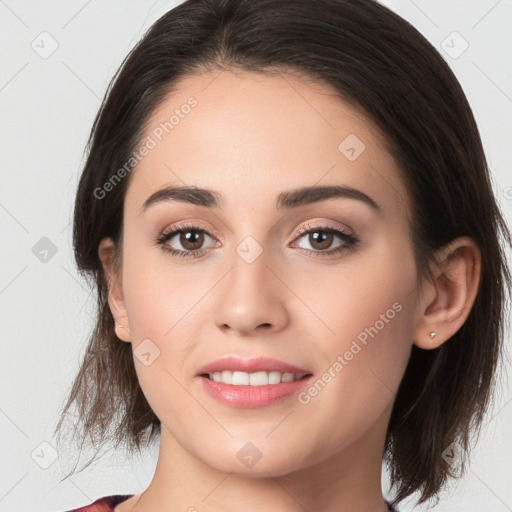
[[98, 69, 481, 512]]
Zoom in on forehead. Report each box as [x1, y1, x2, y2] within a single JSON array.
[[125, 69, 409, 221]]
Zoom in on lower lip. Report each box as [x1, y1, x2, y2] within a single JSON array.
[[198, 375, 313, 408]]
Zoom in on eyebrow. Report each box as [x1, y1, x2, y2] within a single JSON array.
[[140, 184, 381, 214]]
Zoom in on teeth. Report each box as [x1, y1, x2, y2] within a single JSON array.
[[208, 370, 305, 386]]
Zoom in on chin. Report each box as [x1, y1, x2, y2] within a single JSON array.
[[198, 444, 309, 478]]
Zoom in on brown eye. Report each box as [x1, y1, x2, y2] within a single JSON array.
[[157, 224, 217, 257], [179, 230, 205, 251], [307, 230, 334, 251], [292, 224, 359, 257]]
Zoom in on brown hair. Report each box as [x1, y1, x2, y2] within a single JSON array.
[[54, 0, 511, 507]]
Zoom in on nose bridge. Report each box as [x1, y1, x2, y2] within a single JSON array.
[[213, 233, 288, 333], [230, 233, 273, 297]]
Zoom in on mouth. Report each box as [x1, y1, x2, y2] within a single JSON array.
[[198, 370, 314, 408], [195, 357, 314, 407], [200, 370, 312, 386]]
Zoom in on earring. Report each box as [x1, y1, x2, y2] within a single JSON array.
[[116, 323, 127, 329], [429, 332, 436, 339]]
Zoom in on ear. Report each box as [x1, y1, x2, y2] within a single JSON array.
[[98, 237, 132, 343], [413, 236, 481, 349]]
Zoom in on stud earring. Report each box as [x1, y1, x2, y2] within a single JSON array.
[[429, 332, 436, 339]]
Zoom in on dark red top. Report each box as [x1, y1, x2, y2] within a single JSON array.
[[66, 494, 398, 511], [65, 495, 134, 512]]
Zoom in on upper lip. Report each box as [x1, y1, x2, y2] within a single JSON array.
[[196, 357, 312, 376]]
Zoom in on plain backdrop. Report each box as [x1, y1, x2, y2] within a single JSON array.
[[0, 1, 511, 511]]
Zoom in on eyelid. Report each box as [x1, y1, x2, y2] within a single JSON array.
[[292, 219, 353, 237], [159, 221, 224, 243]]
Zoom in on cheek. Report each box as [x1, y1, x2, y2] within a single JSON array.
[[287, 252, 416, 455], [293, 237, 416, 354], [120, 239, 204, 427], [290, 238, 417, 423], [121, 230, 206, 340]]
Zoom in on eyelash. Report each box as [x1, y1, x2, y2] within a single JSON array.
[[155, 221, 359, 259]]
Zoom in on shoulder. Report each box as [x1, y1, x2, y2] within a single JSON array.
[[64, 495, 135, 512]]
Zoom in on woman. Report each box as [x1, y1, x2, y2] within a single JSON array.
[[55, 0, 511, 511]]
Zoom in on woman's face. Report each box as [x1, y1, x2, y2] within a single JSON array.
[[109, 69, 422, 476]]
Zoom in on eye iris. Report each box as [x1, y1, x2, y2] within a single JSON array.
[[181, 230, 204, 250], [310, 230, 333, 250]]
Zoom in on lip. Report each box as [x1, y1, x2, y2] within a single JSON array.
[[199, 374, 314, 408], [196, 357, 313, 409], [196, 356, 311, 376]]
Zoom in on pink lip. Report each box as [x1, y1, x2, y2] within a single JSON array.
[[195, 357, 313, 409], [196, 356, 311, 376], [199, 375, 314, 408]]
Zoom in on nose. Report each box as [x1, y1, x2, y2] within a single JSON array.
[[213, 243, 289, 337]]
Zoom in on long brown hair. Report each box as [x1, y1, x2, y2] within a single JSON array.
[[54, 0, 511, 507]]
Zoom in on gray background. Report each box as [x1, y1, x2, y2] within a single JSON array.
[[0, 0, 511, 510]]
